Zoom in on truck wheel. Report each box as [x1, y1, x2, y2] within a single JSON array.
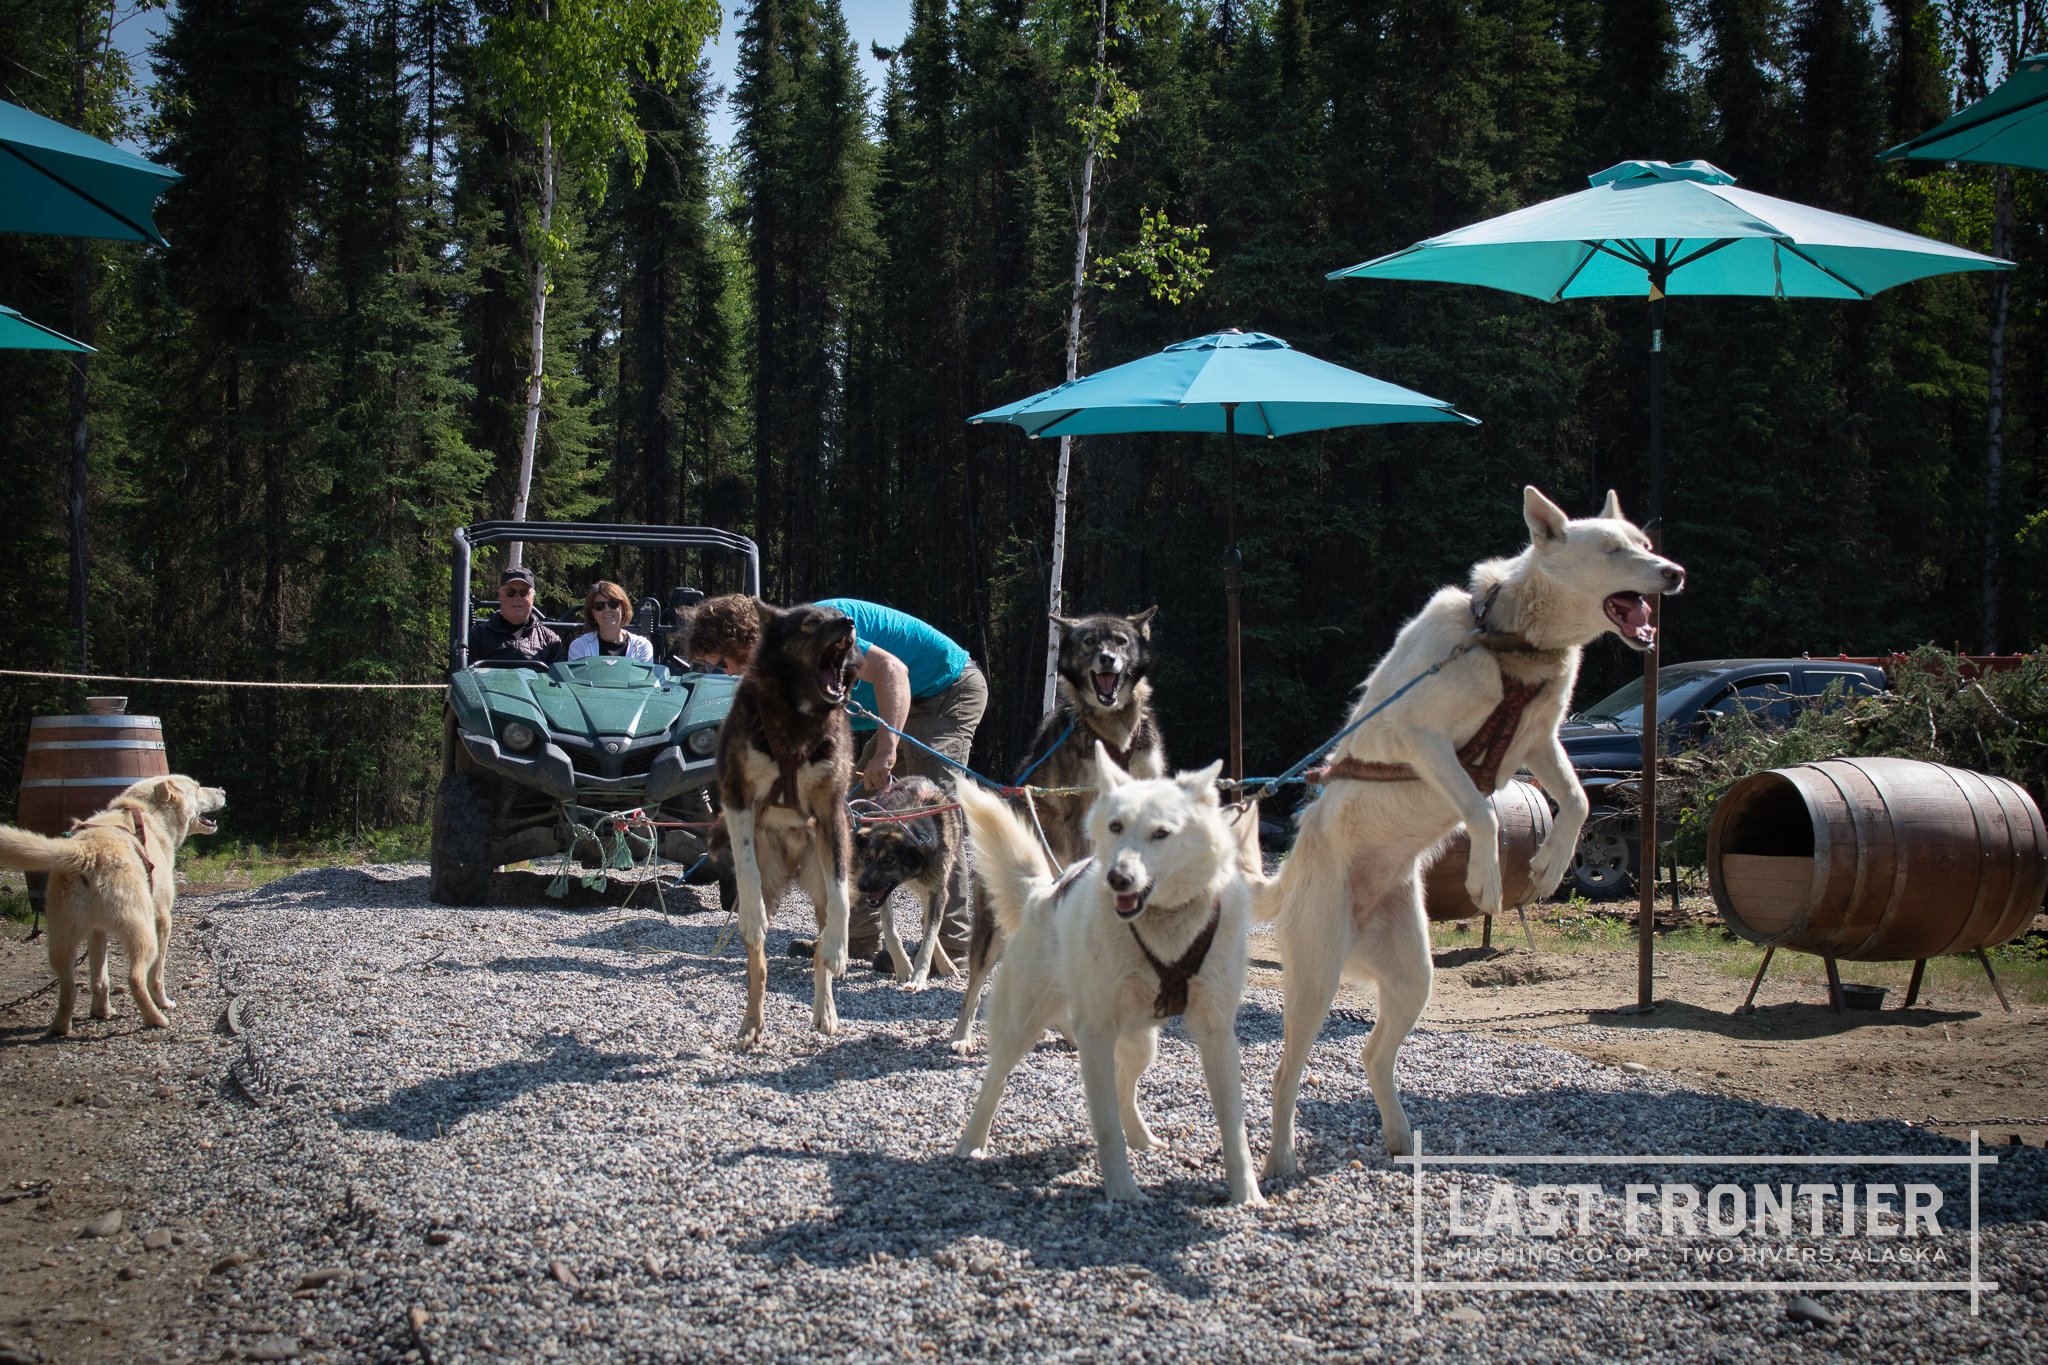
[[430, 771, 497, 906], [1568, 815, 1638, 900]]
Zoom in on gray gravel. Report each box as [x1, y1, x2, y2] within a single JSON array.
[[113, 865, 2047, 1362]]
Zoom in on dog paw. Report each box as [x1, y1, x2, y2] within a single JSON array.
[[1231, 1184, 1268, 1208], [45, 1022, 72, 1038], [1101, 1181, 1150, 1205], [902, 976, 929, 993], [947, 1037, 978, 1058], [735, 1022, 764, 1050], [1261, 1150, 1299, 1182], [811, 1003, 839, 1036], [956, 1142, 989, 1161], [1125, 1128, 1168, 1153], [1463, 865, 1505, 916]]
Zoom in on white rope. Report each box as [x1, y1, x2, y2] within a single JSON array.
[[0, 668, 440, 691]]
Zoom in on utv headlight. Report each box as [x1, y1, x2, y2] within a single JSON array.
[[683, 727, 719, 758], [501, 721, 541, 753]]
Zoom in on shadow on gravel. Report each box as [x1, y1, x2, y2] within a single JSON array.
[[730, 1141, 1245, 1293], [713, 1028, 964, 1092], [1290, 1084, 2048, 1227], [339, 1031, 672, 1140]]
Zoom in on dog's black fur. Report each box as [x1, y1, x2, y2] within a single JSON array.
[[851, 776, 969, 985], [715, 600, 861, 1047]]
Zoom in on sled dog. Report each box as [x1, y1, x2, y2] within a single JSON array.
[[715, 600, 861, 1048], [0, 775, 225, 1036], [948, 609, 1167, 1054], [851, 776, 969, 989], [1261, 487, 1684, 1176], [953, 745, 1262, 1206]]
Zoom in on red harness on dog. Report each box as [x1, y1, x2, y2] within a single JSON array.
[[1307, 674, 1548, 795], [69, 806, 157, 892]]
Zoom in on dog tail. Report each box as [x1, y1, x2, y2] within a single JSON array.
[[951, 779, 1053, 940], [0, 824, 90, 874]]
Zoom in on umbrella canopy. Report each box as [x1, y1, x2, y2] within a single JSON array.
[[0, 303, 94, 352], [1334, 159, 2005, 299], [1882, 53, 2048, 171], [1328, 159, 2008, 1011], [972, 329, 1478, 782], [969, 329, 1478, 436], [0, 98, 180, 247]]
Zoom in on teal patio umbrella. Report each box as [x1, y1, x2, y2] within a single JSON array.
[[1882, 53, 2048, 171], [1330, 159, 2009, 1009], [970, 328, 1479, 780], [1, 98, 180, 246], [0, 303, 94, 352]]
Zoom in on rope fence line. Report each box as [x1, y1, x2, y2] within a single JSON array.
[[0, 668, 441, 691]]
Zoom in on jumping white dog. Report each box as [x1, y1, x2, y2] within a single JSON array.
[[952, 747, 1263, 1206], [1262, 486, 1684, 1177]]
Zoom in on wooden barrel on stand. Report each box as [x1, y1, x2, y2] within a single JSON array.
[[1423, 779, 1555, 921], [1708, 756, 2045, 960], [14, 699, 169, 916]]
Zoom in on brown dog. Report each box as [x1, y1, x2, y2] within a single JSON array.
[[0, 775, 226, 1036], [715, 601, 860, 1048]]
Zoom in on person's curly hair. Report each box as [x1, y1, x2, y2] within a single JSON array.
[[682, 593, 763, 668]]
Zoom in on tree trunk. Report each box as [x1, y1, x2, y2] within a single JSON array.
[[65, 5, 92, 669], [1982, 164, 2012, 652], [507, 116, 555, 570], [1043, 0, 1110, 717]]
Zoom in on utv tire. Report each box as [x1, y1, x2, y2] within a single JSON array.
[[430, 770, 497, 906], [1567, 813, 1638, 900]]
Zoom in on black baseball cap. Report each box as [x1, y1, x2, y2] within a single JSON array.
[[500, 567, 536, 589]]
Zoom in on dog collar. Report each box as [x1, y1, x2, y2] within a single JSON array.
[[1129, 900, 1221, 1019], [1469, 582, 1566, 658]]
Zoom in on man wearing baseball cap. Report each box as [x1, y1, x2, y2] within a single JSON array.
[[468, 566, 566, 665]]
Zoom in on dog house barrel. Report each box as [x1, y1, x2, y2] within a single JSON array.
[[1423, 779, 1555, 920], [1707, 757, 2046, 960], [16, 700, 170, 837]]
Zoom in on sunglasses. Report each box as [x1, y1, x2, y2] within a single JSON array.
[[590, 600, 625, 614], [502, 584, 532, 597]]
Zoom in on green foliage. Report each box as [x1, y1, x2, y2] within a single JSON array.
[[1089, 205, 1212, 302], [1666, 648, 2048, 863]]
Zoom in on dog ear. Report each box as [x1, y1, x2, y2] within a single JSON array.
[[1176, 760, 1223, 805], [1050, 613, 1079, 631], [1093, 741, 1130, 791], [1130, 606, 1158, 634], [1522, 485, 1569, 546], [1600, 488, 1625, 521], [750, 597, 783, 631]]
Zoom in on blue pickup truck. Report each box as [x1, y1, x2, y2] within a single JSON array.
[[1557, 657, 1887, 897]]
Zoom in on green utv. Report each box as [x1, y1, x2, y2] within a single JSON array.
[[428, 521, 757, 907]]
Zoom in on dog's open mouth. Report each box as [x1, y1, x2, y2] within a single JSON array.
[[863, 888, 893, 909], [1091, 671, 1121, 706], [195, 815, 219, 835], [1604, 592, 1656, 649], [1113, 887, 1149, 919], [819, 639, 854, 702]]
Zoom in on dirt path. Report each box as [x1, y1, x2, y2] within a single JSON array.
[[1, 890, 2043, 1361]]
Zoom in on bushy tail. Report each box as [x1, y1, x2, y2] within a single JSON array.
[[951, 780, 1053, 940], [0, 824, 87, 874]]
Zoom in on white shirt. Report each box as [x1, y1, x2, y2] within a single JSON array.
[[567, 630, 655, 662]]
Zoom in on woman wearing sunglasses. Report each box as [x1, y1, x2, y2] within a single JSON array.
[[567, 580, 656, 661]]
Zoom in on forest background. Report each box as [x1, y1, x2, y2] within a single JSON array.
[[0, 0, 2043, 840]]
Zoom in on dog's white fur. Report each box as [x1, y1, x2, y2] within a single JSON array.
[[0, 775, 225, 1036], [953, 747, 1262, 1206], [1261, 487, 1683, 1177]]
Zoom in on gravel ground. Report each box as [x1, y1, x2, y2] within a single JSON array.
[[104, 866, 2048, 1362]]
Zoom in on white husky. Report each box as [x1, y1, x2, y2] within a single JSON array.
[[1262, 487, 1684, 1177], [952, 747, 1263, 1206]]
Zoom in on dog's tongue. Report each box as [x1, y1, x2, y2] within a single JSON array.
[[1606, 592, 1655, 647], [1093, 672, 1119, 704]]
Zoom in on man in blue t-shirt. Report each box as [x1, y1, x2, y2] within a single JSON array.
[[681, 594, 988, 967]]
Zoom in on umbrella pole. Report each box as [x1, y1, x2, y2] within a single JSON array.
[[1225, 404, 1244, 783], [1637, 285, 1667, 1012]]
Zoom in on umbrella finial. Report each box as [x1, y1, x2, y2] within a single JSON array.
[[1589, 159, 1735, 188]]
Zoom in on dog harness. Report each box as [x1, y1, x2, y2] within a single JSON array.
[[757, 725, 838, 812], [1130, 901, 1221, 1019], [1305, 584, 1558, 794], [69, 806, 156, 893]]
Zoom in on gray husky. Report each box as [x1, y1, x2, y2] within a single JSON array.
[[852, 777, 969, 990], [947, 607, 1166, 1055]]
